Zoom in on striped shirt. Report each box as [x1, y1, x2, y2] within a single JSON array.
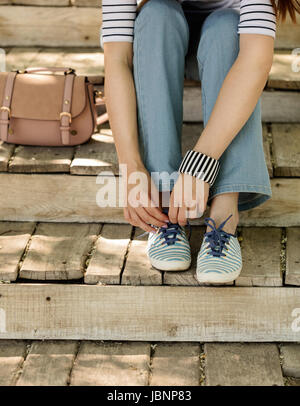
[[101, 0, 277, 43]]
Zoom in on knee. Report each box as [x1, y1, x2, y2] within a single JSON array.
[[197, 9, 239, 62], [135, 0, 188, 34]]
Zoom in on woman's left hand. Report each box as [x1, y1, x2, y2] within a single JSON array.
[[169, 173, 209, 226]]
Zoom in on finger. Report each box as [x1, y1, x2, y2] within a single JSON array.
[[178, 205, 187, 226], [130, 209, 157, 234], [147, 205, 169, 223], [142, 207, 167, 228], [168, 192, 179, 224]]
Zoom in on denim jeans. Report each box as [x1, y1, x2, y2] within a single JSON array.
[[132, 0, 272, 211]]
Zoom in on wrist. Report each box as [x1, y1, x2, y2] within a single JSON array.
[[179, 150, 220, 187]]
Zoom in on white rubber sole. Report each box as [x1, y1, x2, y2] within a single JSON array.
[[150, 257, 191, 272], [196, 266, 242, 284]]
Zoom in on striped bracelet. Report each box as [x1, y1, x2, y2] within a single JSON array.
[[178, 150, 220, 187]]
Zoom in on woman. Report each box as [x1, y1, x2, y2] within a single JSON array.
[[101, 0, 299, 283]]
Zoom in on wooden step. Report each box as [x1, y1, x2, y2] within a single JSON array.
[[2, 339, 298, 385], [0, 283, 299, 341], [4, 47, 300, 90], [1, 221, 294, 285], [0, 4, 299, 48], [0, 123, 299, 225]]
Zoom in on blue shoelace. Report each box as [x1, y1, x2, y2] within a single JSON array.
[[204, 214, 234, 258], [159, 222, 182, 246]]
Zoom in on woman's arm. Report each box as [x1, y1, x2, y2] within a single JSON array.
[[169, 34, 274, 225], [193, 34, 274, 159], [103, 42, 169, 231], [103, 42, 142, 168]]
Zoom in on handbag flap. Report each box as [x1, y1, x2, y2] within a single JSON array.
[[0, 72, 88, 121]]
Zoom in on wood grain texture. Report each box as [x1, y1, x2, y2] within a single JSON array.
[[85, 223, 132, 285], [70, 341, 150, 386], [9, 145, 74, 173], [0, 340, 27, 386], [0, 6, 101, 47], [0, 222, 35, 281], [205, 343, 284, 386], [272, 124, 300, 177], [149, 343, 200, 386], [0, 284, 300, 341], [183, 88, 300, 122], [0, 174, 299, 226], [20, 223, 100, 280], [286, 227, 300, 286], [122, 228, 162, 286], [71, 131, 118, 175], [16, 341, 78, 386], [281, 344, 300, 378], [0, 141, 14, 172], [268, 50, 300, 89], [11, 1, 69, 5], [236, 228, 282, 287], [74, 0, 101, 6]]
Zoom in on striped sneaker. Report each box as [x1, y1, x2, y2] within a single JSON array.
[[147, 222, 191, 271], [196, 215, 242, 284]]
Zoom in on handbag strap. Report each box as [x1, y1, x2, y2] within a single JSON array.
[[60, 73, 75, 145], [0, 71, 17, 142]]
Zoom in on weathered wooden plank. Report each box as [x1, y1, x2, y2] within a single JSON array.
[[263, 124, 273, 178], [0, 141, 14, 172], [275, 14, 300, 49], [0, 340, 27, 386], [0, 174, 299, 226], [281, 344, 300, 378], [5, 47, 42, 72], [0, 285, 300, 341], [16, 341, 77, 386], [45, 48, 104, 84], [272, 124, 300, 177], [268, 50, 300, 89], [183, 88, 300, 122], [71, 131, 118, 175], [74, 0, 101, 6], [5, 47, 104, 84], [20, 223, 100, 280], [84, 224, 131, 285], [286, 227, 300, 286], [0, 222, 35, 281], [205, 343, 284, 386], [149, 343, 200, 386], [0, 6, 101, 47], [122, 228, 162, 286], [9, 145, 74, 173], [236, 228, 282, 287], [164, 227, 204, 286], [70, 342, 150, 386], [11, 1, 69, 5]]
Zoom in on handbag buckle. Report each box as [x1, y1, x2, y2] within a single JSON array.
[[60, 112, 72, 123], [0, 106, 11, 118]]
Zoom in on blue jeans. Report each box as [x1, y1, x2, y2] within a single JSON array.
[[132, 0, 272, 212]]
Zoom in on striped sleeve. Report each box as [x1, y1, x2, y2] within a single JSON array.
[[237, 0, 277, 38], [102, 0, 137, 43]]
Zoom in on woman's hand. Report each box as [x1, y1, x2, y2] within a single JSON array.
[[169, 173, 209, 226], [122, 163, 169, 233]]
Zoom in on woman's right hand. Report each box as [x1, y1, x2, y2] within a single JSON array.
[[121, 163, 169, 233]]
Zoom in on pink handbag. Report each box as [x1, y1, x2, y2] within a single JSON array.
[[0, 67, 101, 146]]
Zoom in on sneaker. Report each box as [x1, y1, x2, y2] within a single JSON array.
[[196, 215, 242, 284], [147, 222, 191, 271]]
